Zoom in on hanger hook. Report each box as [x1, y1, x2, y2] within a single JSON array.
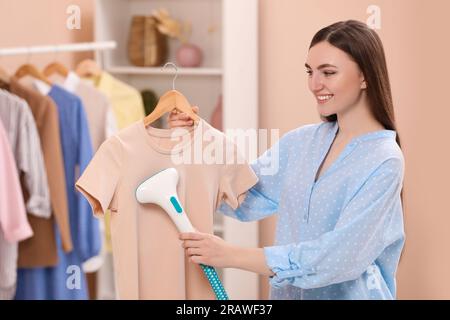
[[162, 62, 178, 90]]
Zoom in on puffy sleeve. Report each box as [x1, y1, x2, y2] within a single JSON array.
[[217, 138, 258, 211], [18, 102, 51, 218], [0, 122, 33, 242], [76, 135, 123, 217], [264, 157, 404, 289], [218, 131, 292, 222]]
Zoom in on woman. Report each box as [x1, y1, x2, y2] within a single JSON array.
[[171, 20, 405, 300]]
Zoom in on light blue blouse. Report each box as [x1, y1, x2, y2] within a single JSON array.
[[219, 121, 405, 300]]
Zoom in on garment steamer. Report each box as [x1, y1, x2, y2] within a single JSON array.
[[135, 168, 229, 300]]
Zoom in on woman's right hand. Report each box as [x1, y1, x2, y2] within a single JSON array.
[[168, 106, 199, 128]]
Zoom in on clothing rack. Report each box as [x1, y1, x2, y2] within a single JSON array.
[[0, 41, 116, 56]]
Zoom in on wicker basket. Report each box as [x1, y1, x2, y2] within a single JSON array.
[[127, 16, 168, 67]]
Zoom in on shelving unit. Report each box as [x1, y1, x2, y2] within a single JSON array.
[[95, 0, 259, 299]]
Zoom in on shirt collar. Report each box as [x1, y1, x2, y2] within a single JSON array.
[[353, 129, 396, 143], [62, 71, 80, 93], [329, 121, 396, 144], [32, 79, 51, 96]]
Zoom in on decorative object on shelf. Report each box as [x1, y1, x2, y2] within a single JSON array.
[[152, 9, 183, 39], [176, 21, 203, 68], [152, 9, 203, 68], [141, 89, 163, 128], [127, 16, 168, 67], [210, 94, 222, 131], [176, 42, 203, 68]]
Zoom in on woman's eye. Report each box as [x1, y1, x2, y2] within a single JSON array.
[[306, 70, 312, 76], [324, 71, 336, 76]]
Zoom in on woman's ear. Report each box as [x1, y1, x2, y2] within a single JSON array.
[[361, 79, 367, 89], [359, 71, 367, 89]]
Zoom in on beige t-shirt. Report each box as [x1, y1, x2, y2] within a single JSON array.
[[76, 118, 258, 299]]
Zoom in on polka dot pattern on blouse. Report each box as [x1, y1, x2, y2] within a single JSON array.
[[219, 121, 405, 300]]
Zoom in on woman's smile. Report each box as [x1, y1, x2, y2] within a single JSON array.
[[316, 94, 334, 104]]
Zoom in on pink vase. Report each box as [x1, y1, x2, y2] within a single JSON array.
[[176, 43, 203, 67]]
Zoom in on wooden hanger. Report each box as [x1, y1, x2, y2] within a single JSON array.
[[143, 63, 200, 127], [75, 59, 102, 77], [0, 66, 11, 84], [43, 61, 69, 78], [15, 63, 52, 86], [143, 90, 200, 127]]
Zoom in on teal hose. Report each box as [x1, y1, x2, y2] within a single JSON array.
[[200, 264, 229, 300]]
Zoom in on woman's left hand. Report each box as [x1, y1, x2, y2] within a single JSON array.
[[180, 232, 236, 268]]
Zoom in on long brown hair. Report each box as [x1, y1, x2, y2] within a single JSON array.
[[309, 20, 401, 148]]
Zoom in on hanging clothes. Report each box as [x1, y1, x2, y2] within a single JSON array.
[[81, 70, 146, 299], [0, 89, 50, 299], [83, 72, 145, 258], [0, 89, 51, 217], [0, 119, 33, 300], [3, 77, 72, 267], [15, 84, 101, 300], [47, 84, 101, 263], [76, 118, 258, 299], [50, 71, 118, 299], [84, 71, 145, 130], [50, 72, 117, 151]]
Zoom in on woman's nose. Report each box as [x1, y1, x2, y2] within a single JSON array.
[[310, 74, 324, 91]]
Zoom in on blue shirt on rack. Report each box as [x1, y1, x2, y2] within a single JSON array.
[[219, 121, 405, 300]]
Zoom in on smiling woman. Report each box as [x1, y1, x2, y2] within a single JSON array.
[[172, 20, 405, 300], [307, 20, 399, 146]]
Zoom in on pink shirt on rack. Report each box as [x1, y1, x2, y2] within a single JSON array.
[[0, 120, 32, 243], [0, 119, 33, 299]]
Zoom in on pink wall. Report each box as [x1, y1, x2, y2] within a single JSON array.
[[259, 0, 450, 299], [0, 0, 94, 73]]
